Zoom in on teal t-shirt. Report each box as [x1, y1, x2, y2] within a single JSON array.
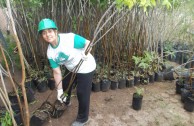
[[47, 33, 86, 69], [47, 33, 96, 73]]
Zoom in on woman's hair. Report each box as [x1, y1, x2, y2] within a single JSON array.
[[39, 28, 57, 35]]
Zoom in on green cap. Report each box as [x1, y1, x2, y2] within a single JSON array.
[[38, 18, 58, 33]]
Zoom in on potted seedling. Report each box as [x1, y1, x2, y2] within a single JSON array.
[[92, 64, 101, 92], [109, 71, 118, 90], [148, 68, 155, 83], [47, 77, 55, 90], [101, 74, 111, 92], [25, 87, 36, 104], [8, 88, 23, 104], [37, 76, 48, 93], [44, 66, 55, 90], [30, 101, 53, 126], [132, 54, 149, 85], [176, 76, 185, 94], [184, 93, 194, 112], [183, 69, 194, 111], [181, 88, 191, 103], [139, 51, 156, 84], [92, 74, 101, 92], [147, 52, 158, 83], [100, 65, 111, 92], [34, 70, 48, 93], [126, 74, 134, 88], [51, 100, 68, 118], [132, 86, 144, 110], [25, 77, 37, 92], [138, 62, 149, 84], [117, 70, 127, 89], [151, 53, 164, 82], [27, 68, 39, 86], [131, 56, 142, 85]]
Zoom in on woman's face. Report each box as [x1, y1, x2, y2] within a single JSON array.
[[41, 29, 57, 44]]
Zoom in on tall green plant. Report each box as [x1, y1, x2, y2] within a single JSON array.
[[131, 55, 142, 77]]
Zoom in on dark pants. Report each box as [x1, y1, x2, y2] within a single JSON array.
[[62, 70, 95, 123]]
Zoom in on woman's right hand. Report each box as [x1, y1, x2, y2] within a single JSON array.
[[57, 89, 66, 103]]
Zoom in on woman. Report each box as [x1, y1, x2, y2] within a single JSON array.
[[38, 18, 96, 126]]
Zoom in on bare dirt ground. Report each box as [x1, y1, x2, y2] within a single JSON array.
[[38, 81, 194, 126], [1, 67, 194, 126]]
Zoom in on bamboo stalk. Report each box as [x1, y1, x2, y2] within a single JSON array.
[[6, 0, 29, 125]]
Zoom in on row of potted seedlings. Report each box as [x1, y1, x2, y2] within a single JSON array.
[[22, 68, 57, 104], [92, 76, 135, 92], [176, 76, 194, 112], [92, 50, 176, 92], [27, 68, 56, 93], [0, 70, 56, 126], [92, 69, 174, 93], [7, 76, 56, 106]]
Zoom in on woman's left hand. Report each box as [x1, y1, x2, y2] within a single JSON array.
[[81, 51, 88, 61]]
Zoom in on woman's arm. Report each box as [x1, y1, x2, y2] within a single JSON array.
[[53, 67, 63, 89], [53, 67, 66, 102]]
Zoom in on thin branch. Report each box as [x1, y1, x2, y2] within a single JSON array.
[[92, 2, 116, 41], [92, 10, 129, 46]]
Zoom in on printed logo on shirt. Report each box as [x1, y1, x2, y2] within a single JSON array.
[[55, 52, 69, 65]]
